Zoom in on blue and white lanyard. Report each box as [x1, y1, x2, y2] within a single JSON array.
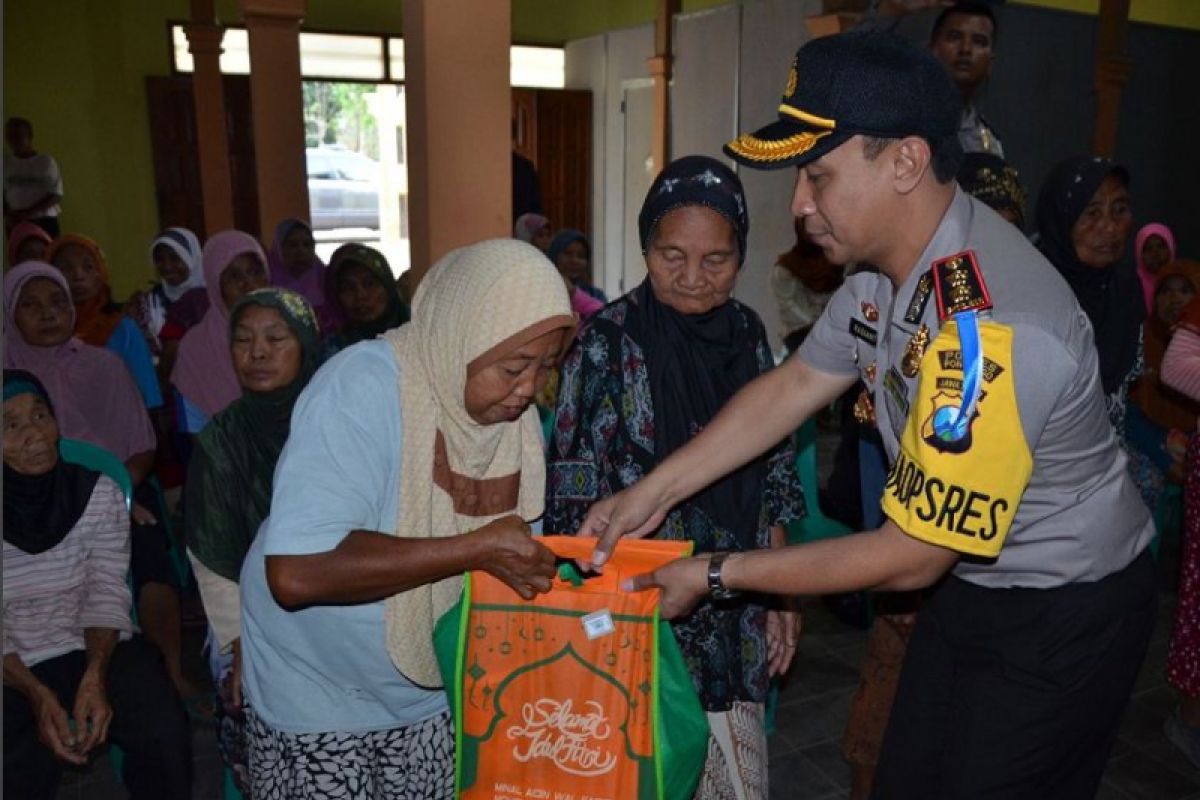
[[932, 311, 983, 442]]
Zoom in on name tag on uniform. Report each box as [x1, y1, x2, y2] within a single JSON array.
[[849, 319, 878, 346]]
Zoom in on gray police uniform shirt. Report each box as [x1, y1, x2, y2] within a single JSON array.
[[959, 104, 1003, 157], [798, 188, 1152, 589]]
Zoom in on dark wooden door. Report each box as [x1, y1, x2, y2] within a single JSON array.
[[145, 77, 203, 235], [535, 88, 591, 237], [145, 75, 260, 240]]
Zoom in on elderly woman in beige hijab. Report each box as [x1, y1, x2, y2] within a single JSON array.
[[237, 239, 575, 799]]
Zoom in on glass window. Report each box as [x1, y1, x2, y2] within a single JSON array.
[[335, 154, 378, 183], [511, 46, 565, 89], [387, 38, 405, 82], [170, 26, 564, 88], [172, 25, 250, 74], [306, 152, 336, 179], [299, 32, 385, 81]]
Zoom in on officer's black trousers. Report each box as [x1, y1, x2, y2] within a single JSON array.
[[872, 549, 1156, 800]]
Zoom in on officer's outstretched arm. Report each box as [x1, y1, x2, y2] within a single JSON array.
[[582, 356, 856, 566], [626, 520, 960, 620]]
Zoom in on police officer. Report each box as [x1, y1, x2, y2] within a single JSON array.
[[580, 30, 1155, 798]]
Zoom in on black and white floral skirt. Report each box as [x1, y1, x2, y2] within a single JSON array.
[[246, 707, 454, 799]]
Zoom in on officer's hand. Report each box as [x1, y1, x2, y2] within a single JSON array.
[[578, 479, 671, 569], [622, 557, 708, 619]]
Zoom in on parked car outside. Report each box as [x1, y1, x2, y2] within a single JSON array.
[[307, 146, 381, 230]]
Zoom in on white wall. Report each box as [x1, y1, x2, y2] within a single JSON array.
[[565, 0, 824, 349], [564, 34, 608, 287]]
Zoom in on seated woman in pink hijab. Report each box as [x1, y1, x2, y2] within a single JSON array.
[[1136, 223, 1177, 315], [171, 231, 269, 435]]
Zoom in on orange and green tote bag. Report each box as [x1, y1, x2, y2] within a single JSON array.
[[434, 535, 709, 800]]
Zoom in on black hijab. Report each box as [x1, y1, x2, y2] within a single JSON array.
[[628, 155, 765, 548], [327, 244, 410, 346], [1036, 156, 1144, 395], [3, 369, 100, 554], [189, 288, 323, 581]]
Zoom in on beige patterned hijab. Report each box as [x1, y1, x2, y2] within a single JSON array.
[[383, 239, 574, 687]]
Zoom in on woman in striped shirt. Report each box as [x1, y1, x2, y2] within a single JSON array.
[[2, 370, 192, 799]]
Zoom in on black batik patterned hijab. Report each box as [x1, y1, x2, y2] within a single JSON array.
[[639, 155, 749, 266], [629, 155, 765, 550]]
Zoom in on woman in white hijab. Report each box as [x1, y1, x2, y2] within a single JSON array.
[[238, 239, 575, 798], [129, 227, 209, 376]]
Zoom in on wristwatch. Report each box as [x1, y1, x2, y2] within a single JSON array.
[[707, 552, 739, 600]]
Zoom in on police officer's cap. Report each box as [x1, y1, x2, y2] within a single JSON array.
[[725, 30, 961, 171]]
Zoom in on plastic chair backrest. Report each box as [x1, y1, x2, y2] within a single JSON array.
[[58, 438, 132, 512], [785, 418, 854, 545], [794, 418, 822, 514]]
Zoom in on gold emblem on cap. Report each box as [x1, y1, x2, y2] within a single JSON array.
[[784, 62, 798, 98], [726, 129, 833, 164], [901, 324, 930, 378], [853, 389, 876, 426]]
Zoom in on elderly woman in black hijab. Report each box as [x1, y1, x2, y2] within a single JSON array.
[[1036, 156, 1143, 433], [545, 155, 804, 798], [3, 370, 192, 799], [323, 243, 410, 357]]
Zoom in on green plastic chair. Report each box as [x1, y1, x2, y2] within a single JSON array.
[[59, 438, 189, 586], [59, 438, 132, 511], [785, 419, 854, 545]]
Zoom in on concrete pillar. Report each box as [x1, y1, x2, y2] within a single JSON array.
[[240, 0, 310, 237], [402, 0, 511, 282], [185, 0, 235, 235]]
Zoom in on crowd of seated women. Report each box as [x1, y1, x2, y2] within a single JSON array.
[[3, 216, 411, 798]]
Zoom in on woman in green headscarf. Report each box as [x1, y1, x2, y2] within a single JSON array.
[[323, 243, 410, 356], [184, 287, 322, 794]]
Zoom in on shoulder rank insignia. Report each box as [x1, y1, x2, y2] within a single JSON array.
[[931, 250, 992, 322], [904, 271, 934, 325]]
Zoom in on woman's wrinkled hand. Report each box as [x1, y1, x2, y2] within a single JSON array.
[[766, 606, 802, 677], [130, 501, 158, 527], [31, 687, 86, 765], [475, 515, 556, 600], [72, 671, 113, 756]]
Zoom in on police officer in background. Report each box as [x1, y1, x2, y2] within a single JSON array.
[[581, 30, 1155, 798]]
